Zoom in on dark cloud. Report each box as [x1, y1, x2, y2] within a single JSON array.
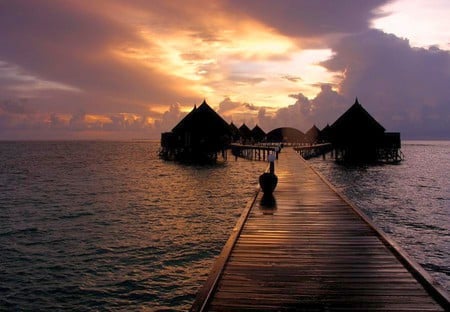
[[68, 110, 89, 131], [322, 29, 450, 139], [0, 99, 31, 115], [224, 0, 389, 38], [49, 113, 66, 129], [262, 28, 450, 140], [0, 1, 199, 116], [0, 98, 44, 134], [244, 103, 259, 111], [281, 75, 303, 83]]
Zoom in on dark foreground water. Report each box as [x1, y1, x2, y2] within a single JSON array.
[[1, 140, 449, 311]]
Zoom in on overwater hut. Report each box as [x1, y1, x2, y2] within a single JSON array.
[[318, 124, 332, 143], [266, 127, 305, 144], [251, 125, 266, 143], [239, 123, 253, 144], [330, 98, 402, 163], [229, 122, 241, 142], [305, 125, 320, 144], [160, 100, 232, 163]]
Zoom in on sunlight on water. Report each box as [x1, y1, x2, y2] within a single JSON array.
[[0, 141, 266, 311]]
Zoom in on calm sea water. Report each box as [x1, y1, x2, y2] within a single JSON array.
[[1, 140, 448, 311], [0, 141, 266, 311], [309, 140, 450, 293]]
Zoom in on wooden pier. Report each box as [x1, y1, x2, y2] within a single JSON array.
[[191, 148, 449, 311], [294, 143, 333, 159], [230, 144, 276, 161]]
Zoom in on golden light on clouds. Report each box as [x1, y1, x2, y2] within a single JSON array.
[[115, 16, 337, 111], [3, 1, 449, 140]]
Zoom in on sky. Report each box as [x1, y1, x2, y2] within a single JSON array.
[[0, 0, 449, 140]]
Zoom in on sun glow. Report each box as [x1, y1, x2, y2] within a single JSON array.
[[115, 19, 336, 109]]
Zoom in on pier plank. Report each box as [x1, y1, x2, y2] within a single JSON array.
[[191, 148, 449, 311]]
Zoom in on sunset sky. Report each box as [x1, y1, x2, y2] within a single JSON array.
[[1, 0, 449, 140]]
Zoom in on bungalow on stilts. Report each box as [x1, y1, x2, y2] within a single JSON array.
[[160, 100, 232, 163], [330, 98, 403, 163]]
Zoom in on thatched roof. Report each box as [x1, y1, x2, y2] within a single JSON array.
[[318, 124, 331, 143], [229, 122, 241, 141], [239, 123, 253, 140], [330, 98, 385, 147], [172, 100, 231, 137], [331, 98, 385, 135], [305, 125, 320, 144], [251, 125, 266, 142], [230, 122, 239, 133]]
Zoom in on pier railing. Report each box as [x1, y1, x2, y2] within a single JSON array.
[[230, 143, 277, 161], [293, 143, 333, 159]]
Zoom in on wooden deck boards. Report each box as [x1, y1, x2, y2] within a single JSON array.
[[191, 148, 449, 311]]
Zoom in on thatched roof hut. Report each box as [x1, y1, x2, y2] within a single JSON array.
[[239, 123, 253, 143], [305, 125, 320, 144], [160, 100, 232, 162], [330, 98, 385, 144], [229, 122, 241, 142], [318, 124, 332, 143], [172, 100, 231, 137], [330, 98, 387, 162], [251, 125, 266, 143]]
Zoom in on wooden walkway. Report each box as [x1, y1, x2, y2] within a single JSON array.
[[191, 148, 449, 311]]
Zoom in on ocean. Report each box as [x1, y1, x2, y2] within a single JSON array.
[[0, 140, 448, 311]]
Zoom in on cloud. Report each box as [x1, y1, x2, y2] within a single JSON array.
[[281, 75, 303, 83], [0, 1, 200, 114], [257, 84, 348, 132], [227, 75, 266, 85], [1, 1, 449, 140], [0, 99, 31, 115], [257, 29, 450, 139], [217, 97, 259, 118], [153, 103, 187, 133], [322, 29, 450, 138], [223, 0, 389, 38], [217, 97, 242, 115]]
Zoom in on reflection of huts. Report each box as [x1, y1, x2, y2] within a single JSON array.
[[251, 125, 266, 143], [330, 98, 402, 163], [160, 100, 232, 163], [239, 123, 253, 144], [266, 127, 305, 143], [305, 125, 320, 144]]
